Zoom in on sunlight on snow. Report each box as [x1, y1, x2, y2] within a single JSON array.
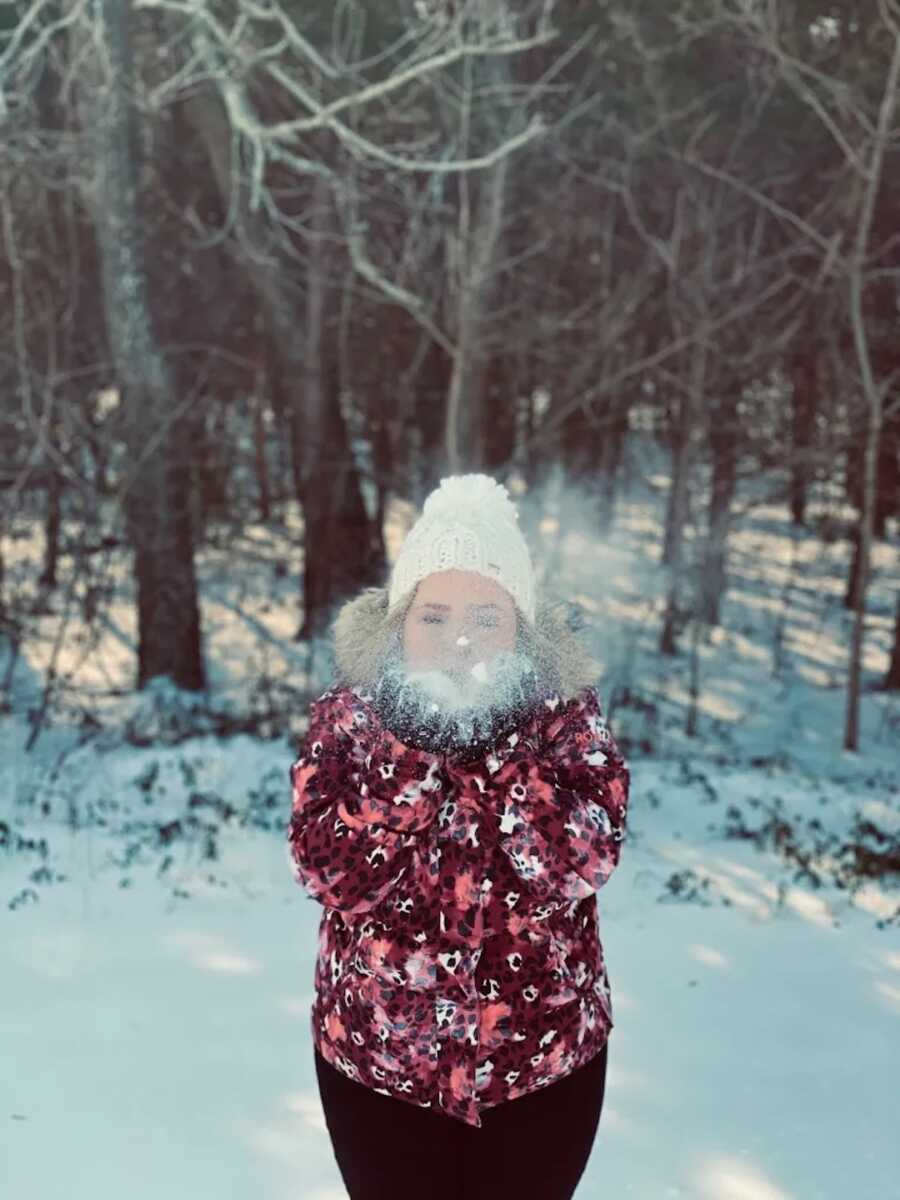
[[701, 856, 839, 929], [860, 798, 900, 832], [618, 505, 662, 537], [244, 1095, 338, 1184], [659, 844, 851, 924], [792, 662, 837, 689], [29, 591, 137, 697], [730, 590, 788, 618], [657, 680, 744, 721], [284, 1091, 330, 1134], [278, 992, 316, 1019], [383, 496, 417, 563], [250, 1121, 318, 1164], [714, 866, 781, 909], [703, 876, 773, 920], [709, 858, 770, 887], [852, 882, 899, 920], [788, 624, 849, 668], [873, 980, 900, 1016], [656, 846, 775, 919], [165, 929, 259, 974], [697, 1156, 796, 1200], [572, 591, 599, 612], [785, 609, 894, 678], [687, 944, 728, 969], [198, 950, 258, 973], [711, 629, 771, 665], [209, 590, 299, 646], [857, 947, 900, 1015], [606, 593, 656, 629], [598, 1058, 650, 1102], [595, 1104, 639, 1139], [781, 888, 835, 927], [646, 473, 673, 494], [248, 1101, 350, 1200]]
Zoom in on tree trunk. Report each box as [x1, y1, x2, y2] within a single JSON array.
[[661, 385, 690, 571], [39, 464, 62, 590], [875, 395, 899, 537], [444, 45, 513, 475], [413, 341, 454, 503], [253, 372, 272, 524], [298, 176, 382, 647], [179, 80, 378, 640], [789, 341, 817, 526], [193, 399, 230, 542], [845, 522, 862, 612], [885, 591, 900, 690], [596, 404, 629, 534], [91, 0, 205, 692], [659, 387, 693, 655], [844, 31, 900, 751], [699, 391, 737, 628], [660, 322, 706, 657], [480, 354, 518, 472]]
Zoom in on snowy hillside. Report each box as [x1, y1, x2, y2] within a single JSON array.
[[2, 481, 899, 1200]]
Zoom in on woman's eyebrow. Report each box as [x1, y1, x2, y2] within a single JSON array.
[[419, 602, 502, 611]]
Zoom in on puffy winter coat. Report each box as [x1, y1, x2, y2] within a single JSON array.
[[287, 588, 630, 1129]]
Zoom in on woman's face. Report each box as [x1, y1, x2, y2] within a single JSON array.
[[402, 569, 517, 681]]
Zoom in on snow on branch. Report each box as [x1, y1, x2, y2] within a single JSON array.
[[133, 0, 554, 160]]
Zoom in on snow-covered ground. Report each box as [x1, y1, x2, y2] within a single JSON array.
[[3, 478, 899, 1200]]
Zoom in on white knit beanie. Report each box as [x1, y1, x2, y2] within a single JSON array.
[[388, 473, 536, 624]]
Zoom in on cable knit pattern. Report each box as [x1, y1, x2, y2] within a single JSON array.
[[387, 473, 536, 621], [287, 683, 630, 1128]]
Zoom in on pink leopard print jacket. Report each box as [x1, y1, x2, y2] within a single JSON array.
[[287, 681, 630, 1128]]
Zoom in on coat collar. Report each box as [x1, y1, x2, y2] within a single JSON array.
[[345, 681, 568, 777]]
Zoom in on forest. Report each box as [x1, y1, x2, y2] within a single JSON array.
[[2, 3, 899, 1199]]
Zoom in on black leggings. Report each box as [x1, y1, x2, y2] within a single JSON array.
[[314, 1039, 609, 1200]]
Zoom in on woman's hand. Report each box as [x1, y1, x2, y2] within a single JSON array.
[[287, 688, 445, 914], [440, 687, 630, 902]]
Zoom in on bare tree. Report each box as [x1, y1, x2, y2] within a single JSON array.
[[86, 0, 206, 691], [144, 0, 559, 634], [843, 16, 900, 747], [720, 0, 900, 747]]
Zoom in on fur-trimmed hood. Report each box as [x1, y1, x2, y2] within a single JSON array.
[[330, 584, 601, 702]]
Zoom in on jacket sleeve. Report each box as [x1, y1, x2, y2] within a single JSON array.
[[286, 688, 444, 915], [452, 686, 630, 904]]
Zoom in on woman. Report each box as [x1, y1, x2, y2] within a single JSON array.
[[287, 474, 630, 1200]]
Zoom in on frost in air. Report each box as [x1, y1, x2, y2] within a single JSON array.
[[371, 646, 542, 755]]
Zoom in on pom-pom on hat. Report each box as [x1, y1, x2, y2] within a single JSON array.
[[388, 473, 536, 623]]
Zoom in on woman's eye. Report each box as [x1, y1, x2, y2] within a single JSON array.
[[419, 613, 500, 630]]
